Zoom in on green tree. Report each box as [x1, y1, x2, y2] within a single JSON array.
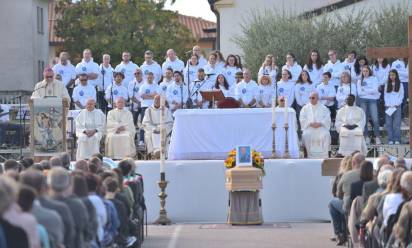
[[54, 0, 195, 65], [234, 2, 412, 77]]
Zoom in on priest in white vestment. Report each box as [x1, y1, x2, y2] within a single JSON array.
[[75, 99, 106, 160], [300, 91, 331, 158], [105, 97, 136, 159], [142, 95, 174, 157], [335, 94, 367, 156]]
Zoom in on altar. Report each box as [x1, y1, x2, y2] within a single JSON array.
[[168, 108, 300, 160]]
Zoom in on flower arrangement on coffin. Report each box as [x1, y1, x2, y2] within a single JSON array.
[[224, 149, 265, 176]]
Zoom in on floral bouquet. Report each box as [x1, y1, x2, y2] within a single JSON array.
[[224, 149, 265, 176]]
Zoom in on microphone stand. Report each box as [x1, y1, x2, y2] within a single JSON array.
[[180, 84, 184, 109], [101, 67, 106, 114], [186, 60, 193, 109]]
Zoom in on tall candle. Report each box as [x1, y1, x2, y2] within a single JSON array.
[[160, 95, 166, 173], [284, 98, 288, 125], [271, 97, 276, 125]]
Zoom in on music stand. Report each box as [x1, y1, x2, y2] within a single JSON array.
[[200, 90, 225, 109]]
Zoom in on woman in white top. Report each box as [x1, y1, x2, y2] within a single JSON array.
[[336, 71, 357, 108], [214, 50, 226, 70], [384, 69, 404, 144], [351, 56, 369, 83], [357, 66, 381, 144], [224, 55, 242, 87], [276, 69, 295, 107], [258, 54, 278, 86], [294, 70, 315, 114], [391, 58, 409, 117], [282, 53, 302, 82], [303, 49, 323, 86], [183, 54, 200, 86], [214, 74, 234, 98], [257, 75, 275, 108], [203, 53, 224, 84]]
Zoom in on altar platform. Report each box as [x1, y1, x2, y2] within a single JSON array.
[[137, 159, 334, 223]]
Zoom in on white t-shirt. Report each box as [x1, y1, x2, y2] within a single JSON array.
[[235, 80, 259, 105], [257, 84, 275, 107], [323, 60, 344, 87], [183, 64, 200, 85], [96, 64, 114, 91], [159, 79, 174, 96], [162, 58, 185, 75], [303, 64, 323, 86], [224, 66, 242, 86], [166, 82, 189, 107], [371, 64, 390, 86], [276, 80, 295, 107], [282, 62, 302, 82], [75, 58, 100, 86], [72, 84, 97, 109], [258, 66, 278, 85], [104, 83, 129, 108], [357, 76, 380, 100], [0, 104, 10, 122], [316, 83, 336, 107], [52, 62, 76, 87], [295, 82, 316, 107], [391, 60, 409, 83], [114, 61, 139, 89], [138, 82, 160, 108], [189, 79, 214, 108], [336, 83, 358, 108], [203, 63, 225, 84], [140, 61, 162, 84]]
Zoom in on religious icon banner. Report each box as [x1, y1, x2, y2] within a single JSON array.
[[30, 98, 66, 156]]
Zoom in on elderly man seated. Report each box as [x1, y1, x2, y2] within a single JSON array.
[[142, 95, 173, 158], [75, 99, 106, 160], [105, 97, 136, 159], [335, 94, 367, 156], [299, 91, 331, 158]]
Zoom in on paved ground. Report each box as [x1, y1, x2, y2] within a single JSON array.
[[142, 222, 337, 248]]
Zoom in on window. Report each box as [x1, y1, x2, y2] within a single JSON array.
[[38, 60, 44, 81], [37, 7, 44, 34]]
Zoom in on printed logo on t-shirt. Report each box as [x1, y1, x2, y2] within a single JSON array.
[[144, 70, 149, 75], [82, 66, 87, 72], [375, 67, 379, 71], [321, 89, 325, 94], [242, 88, 247, 94], [145, 89, 150, 94], [173, 90, 178, 95], [79, 90, 84, 96], [279, 88, 284, 93], [328, 68, 333, 73], [339, 88, 344, 93], [189, 70, 195, 75], [59, 70, 64, 75], [196, 84, 201, 89], [344, 65, 350, 70], [227, 71, 231, 75], [361, 81, 367, 86], [396, 64, 401, 69], [162, 86, 167, 91], [260, 89, 263, 94], [300, 87, 305, 92], [121, 68, 126, 73], [114, 90, 119, 95], [134, 87, 139, 92]]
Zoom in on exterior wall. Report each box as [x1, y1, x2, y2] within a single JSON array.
[[217, 0, 409, 57], [0, 0, 48, 92]]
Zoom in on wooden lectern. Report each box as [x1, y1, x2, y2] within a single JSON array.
[[29, 98, 69, 162], [200, 90, 225, 108]]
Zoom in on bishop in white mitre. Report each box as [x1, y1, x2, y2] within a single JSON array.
[[335, 94, 367, 156], [142, 95, 174, 157], [105, 97, 136, 159], [300, 91, 331, 158], [75, 99, 106, 160]]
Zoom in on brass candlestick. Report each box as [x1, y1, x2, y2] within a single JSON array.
[[154, 172, 171, 225], [284, 123, 290, 158], [271, 123, 277, 158]]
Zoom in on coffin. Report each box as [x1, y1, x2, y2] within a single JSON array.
[[225, 166, 262, 191]]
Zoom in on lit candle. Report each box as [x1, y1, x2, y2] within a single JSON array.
[[160, 95, 165, 174], [284, 98, 288, 125], [272, 97, 276, 125]]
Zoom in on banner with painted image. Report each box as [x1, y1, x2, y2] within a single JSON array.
[[30, 98, 66, 156]]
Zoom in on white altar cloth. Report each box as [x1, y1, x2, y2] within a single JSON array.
[[137, 159, 333, 223], [168, 108, 300, 160]]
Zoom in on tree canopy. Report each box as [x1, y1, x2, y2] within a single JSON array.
[[55, 0, 195, 65], [234, 2, 412, 76]]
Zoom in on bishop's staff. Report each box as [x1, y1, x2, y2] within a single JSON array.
[[155, 95, 171, 225]]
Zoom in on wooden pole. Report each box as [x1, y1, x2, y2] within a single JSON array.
[[408, 16, 412, 156]]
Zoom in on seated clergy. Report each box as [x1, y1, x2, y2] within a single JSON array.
[[335, 94, 367, 156], [300, 91, 331, 158], [142, 95, 173, 157], [75, 99, 106, 160], [105, 97, 136, 159]]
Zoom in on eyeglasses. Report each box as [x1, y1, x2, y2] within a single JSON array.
[[80, 79, 87, 82], [45, 76, 53, 79]]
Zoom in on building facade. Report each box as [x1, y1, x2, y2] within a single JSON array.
[[0, 0, 49, 92]]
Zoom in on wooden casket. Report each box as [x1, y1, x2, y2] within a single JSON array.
[[225, 166, 262, 191]]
